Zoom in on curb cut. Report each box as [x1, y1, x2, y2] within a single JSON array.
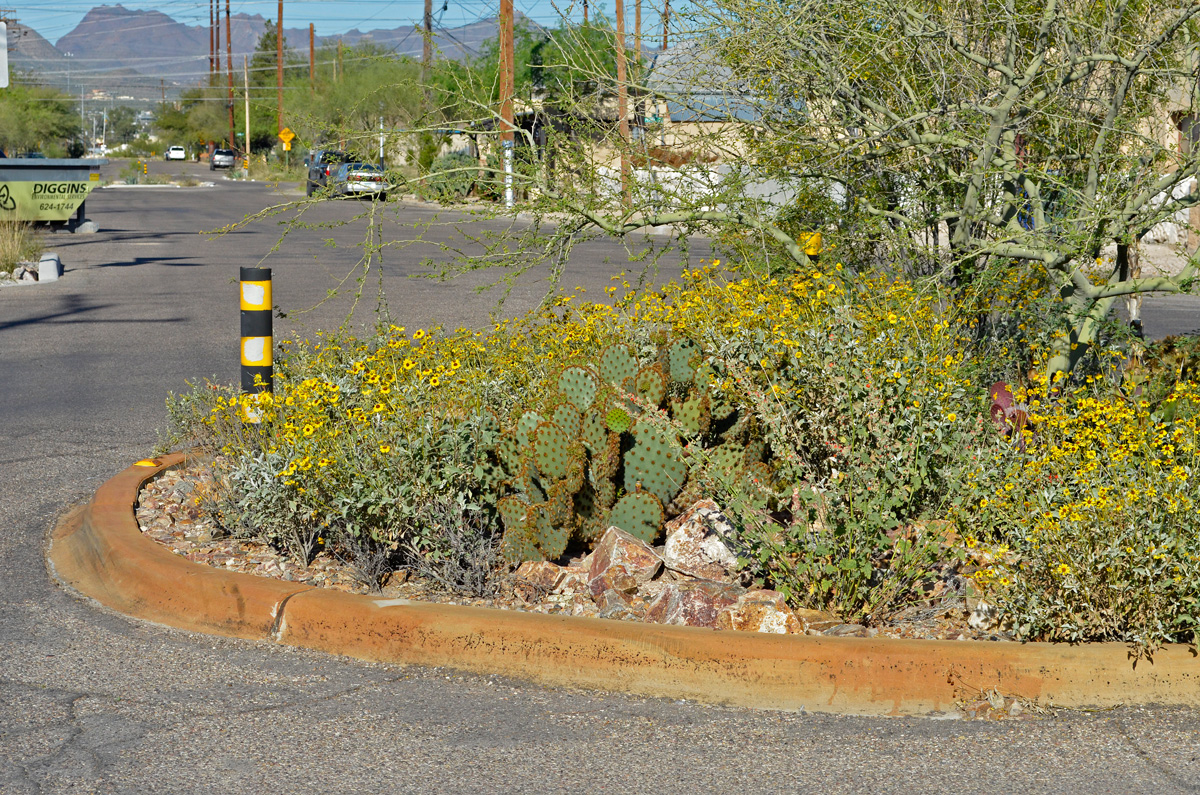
[[48, 454, 1200, 716]]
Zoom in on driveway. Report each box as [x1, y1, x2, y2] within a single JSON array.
[[2, 163, 1199, 794]]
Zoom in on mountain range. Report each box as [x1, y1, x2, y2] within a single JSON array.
[[5, 4, 506, 100]]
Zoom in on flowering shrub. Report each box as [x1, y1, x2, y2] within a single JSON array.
[[164, 261, 1200, 652], [957, 365, 1200, 652]]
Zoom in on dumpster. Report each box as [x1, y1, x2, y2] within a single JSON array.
[[0, 158, 106, 230]]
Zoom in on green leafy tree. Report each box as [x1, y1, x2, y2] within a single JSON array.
[[106, 106, 139, 145], [421, 0, 1200, 383], [0, 83, 82, 154]]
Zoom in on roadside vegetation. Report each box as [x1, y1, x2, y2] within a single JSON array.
[[165, 0, 1200, 655]]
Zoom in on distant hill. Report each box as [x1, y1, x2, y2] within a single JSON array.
[[7, 3, 511, 100]]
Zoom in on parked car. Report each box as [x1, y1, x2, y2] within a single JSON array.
[[305, 149, 351, 196], [210, 148, 236, 170], [165, 146, 187, 161], [330, 162, 388, 201]]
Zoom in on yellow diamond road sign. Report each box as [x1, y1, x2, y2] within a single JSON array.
[[278, 127, 295, 143]]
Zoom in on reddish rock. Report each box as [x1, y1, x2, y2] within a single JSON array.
[[716, 589, 803, 634], [663, 500, 738, 580], [553, 568, 590, 595], [644, 579, 743, 628], [514, 561, 584, 602], [587, 565, 640, 600], [588, 527, 663, 584]]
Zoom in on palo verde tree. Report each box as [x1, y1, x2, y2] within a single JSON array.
[[422, 0, 1200, 383]]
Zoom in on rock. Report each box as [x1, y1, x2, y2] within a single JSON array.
[[644, 579, 743, 628], [968, 600, 1002, 631], [662, 500, 738, 580], [794, 608, 843, 633], [716, 589, 804, 634], [74, 220, 99, 234], [588, 527, 663, 584], [553, 568, 589, 595], [587, 565, 640, 600], [822, 623, 877, 638], [18, 267, 38, 283], [513, 561, 577, 602]]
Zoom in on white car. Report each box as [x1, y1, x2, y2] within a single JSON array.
[[165, 146, 187, 161], [210, 148, 236, 170]]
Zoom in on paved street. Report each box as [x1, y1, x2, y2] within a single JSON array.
[[2, 162, 1200, 794]]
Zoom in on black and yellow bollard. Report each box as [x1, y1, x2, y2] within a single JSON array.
[[240, 267, 272, 422]]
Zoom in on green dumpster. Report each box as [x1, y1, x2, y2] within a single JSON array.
[[0, 158, 106, 229]]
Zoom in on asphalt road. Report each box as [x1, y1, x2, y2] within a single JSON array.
[[2, 161, 1200, 794]]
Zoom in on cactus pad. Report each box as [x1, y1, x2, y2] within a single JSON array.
[[624, 422, 687, 506], [558, 365, 599, 411], [664, 338, 700, 384], [582, 410, 608, 453], [671, 391, 711, 437], [608, 492, 665, 543], [496, 432, 523, 473], [533, 421, 573, 480], [605, 406, 633, 433], [533, 510, 569, 559], [551, 402, 582, 438], [498, 496, 540, 562], [598, 343, 638, 386], [625, 364, 668, 407], [515, 411, 545, 446]]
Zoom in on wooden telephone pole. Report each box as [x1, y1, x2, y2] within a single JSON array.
[[662, 0, 669, 49], [616, 0, 630, 207], [499, 0, 514, 207], [225, 0, 235, 150], [276, 0, 283, 134], [309, 23, 315, 91], [209, 0, 215, 75]]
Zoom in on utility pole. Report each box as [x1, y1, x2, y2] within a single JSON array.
[[499, 0, 514, 208], [214, 1, 220, 82], [209, 0, 215, 75], [308, 23, 314, 91], [226, 0, 235, 151], [336, 38, 343, 82], [583, 0, 589, 25], [244, 55, 251, 157], [662, 0, 669, 50], [422, 0, 432, 83], [635, 0, 642, 66], [276, 0, 283, 134], [616, 0, 630, 207]]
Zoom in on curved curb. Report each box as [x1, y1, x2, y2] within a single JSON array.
[[49, 456, 1200, 716]]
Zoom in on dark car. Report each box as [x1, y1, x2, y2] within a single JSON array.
[[305, 149, 351, 196], [330, 162, 388, 201]]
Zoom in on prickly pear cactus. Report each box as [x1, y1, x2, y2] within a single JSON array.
[[551, 402, 582, 438], [533, 421, 573, 480], [598, 343, 638, 387], [625, 363, 668, 407], [671, 392, 711, 438], [497, 496, 540, 561], [581, 410, 609, 453], [558, 365, 599, 412], [624, 421, 687, 506], [663, 337, 700, 384], [515, 411, 544, 445], [608, 491, 665, 543]]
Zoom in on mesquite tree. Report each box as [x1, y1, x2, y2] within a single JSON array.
[[430, 0, 1200, 382]]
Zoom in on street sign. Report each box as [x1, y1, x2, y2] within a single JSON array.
[[0, 23, 8, 89], [283, 141, 292, 151], [278, 127, 295, 143]]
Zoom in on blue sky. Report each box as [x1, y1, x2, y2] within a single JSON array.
[[14, 0, 624, 44]]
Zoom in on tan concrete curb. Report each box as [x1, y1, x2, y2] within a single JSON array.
[[50, 456, 1200, 716]]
